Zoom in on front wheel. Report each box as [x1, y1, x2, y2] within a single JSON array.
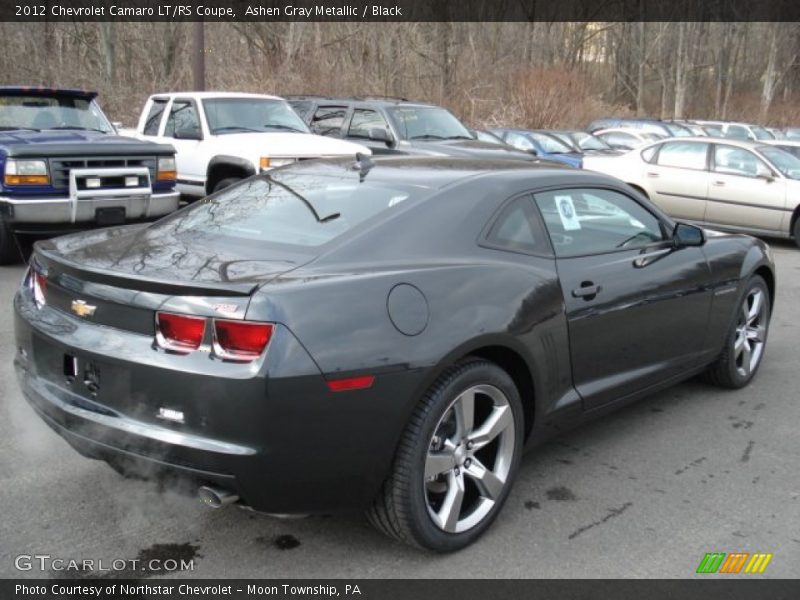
[[367, 359, 524, 551], [0, 217, 19, 265], [793, 217, 800, 249], [705, 275, 770, 388]]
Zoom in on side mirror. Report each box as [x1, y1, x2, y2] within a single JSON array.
[[368, 127, 393, 145], [174, 127, 202, 140], [756, 163, 775, 182], [673, 222, 705, 248]]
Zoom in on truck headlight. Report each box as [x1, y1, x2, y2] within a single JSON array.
[[259, 156, 296, 171], [156, 156, 177, 181], [4, 159, 49, 185]]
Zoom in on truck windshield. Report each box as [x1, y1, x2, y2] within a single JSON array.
[[0, 94, 113, 132], [203, 98, 310, 135], [387, 106, 472, 141]]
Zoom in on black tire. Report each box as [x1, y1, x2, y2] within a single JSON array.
[[367, 358, 524, 552], [705, 275, 770, 389], [212, 177, 240, 194], [793, 216, 800, 249], [0, 217, 19, 265]]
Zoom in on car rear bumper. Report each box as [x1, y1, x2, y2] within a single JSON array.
[[12, 288, 419, 514], [0, 190, 180, 224]]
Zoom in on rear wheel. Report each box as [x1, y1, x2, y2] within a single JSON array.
[[793, 216, 800, 249], [705, 276, 770, 388], [0, 217, 19, 265], [367, 359, 524, 551]]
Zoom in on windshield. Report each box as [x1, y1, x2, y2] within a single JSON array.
[[751, 126, 774, 140], [151, 170, 422, 247], [529, 132, 573, 153], [572, 132, 610, 150], [0, 94, 113, 132], [665, 123, 693, 136], [202, 98, 310, 135], [388, 106, 472, 141], [759, 146, 800, 179], [641, 132, 665, 142], [475, 130, 505, 145]]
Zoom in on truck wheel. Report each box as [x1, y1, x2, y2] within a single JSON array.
[[212, 178, 240, 194], [0, 218, 19, 265], [793, 216, 800, 249]]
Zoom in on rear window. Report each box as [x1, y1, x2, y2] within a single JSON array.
[[154, 171, 422, 247]]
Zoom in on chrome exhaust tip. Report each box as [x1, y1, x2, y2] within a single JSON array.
[[198, 485, 239, 509]]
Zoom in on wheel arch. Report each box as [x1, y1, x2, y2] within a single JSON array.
[[206, 155, 256, 194]]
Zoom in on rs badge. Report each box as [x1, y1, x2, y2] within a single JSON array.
[[71, 299, 97, 317]]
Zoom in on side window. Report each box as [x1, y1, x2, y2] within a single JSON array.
[[348, 109, 389, 139], [310, 105, 347, 135], [656, 141, 708, 170], [713, 145, 767, 177], [504, 132, 535, 152], [725, 125, 749, 140], [533, 188, 664, 257], [143, 99, 167, 136], [164, 101, 200, 138], [289, 100, 312, 120], [484, 196, 546, 255]]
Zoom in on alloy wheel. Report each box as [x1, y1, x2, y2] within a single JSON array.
[[733, 288, 767, 378]]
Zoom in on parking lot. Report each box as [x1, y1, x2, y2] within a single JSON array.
[[0, 239, 798, 579]]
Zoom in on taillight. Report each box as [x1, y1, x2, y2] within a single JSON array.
[[155, 312, 206, 353], [213, 319, 273, 362], [31, 270, 47, 307]]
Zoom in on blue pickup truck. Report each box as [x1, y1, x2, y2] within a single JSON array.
[[0, 87, 179, 264]]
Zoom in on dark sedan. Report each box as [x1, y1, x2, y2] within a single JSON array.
[[14, 157, 774, 552]]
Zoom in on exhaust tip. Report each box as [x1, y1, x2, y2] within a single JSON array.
[[198, 485, 239, 509]]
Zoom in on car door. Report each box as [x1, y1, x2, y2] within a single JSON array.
[[159, 98, 205, 196], [344, 108, 398, 155], [645, 140, 710, 221], [532, 187, 713, 410], [705, 144, 786, 233], [308, 104, 350, 137]]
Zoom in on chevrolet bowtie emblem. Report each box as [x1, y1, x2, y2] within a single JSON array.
[[71, 299, 97, 317]]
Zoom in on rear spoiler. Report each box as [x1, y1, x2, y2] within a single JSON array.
[[34, 248, 259, 297]]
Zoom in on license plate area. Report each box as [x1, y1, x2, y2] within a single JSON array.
[[95, 206, 126, 226]]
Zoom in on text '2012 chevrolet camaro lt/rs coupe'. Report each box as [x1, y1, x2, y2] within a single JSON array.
[[13, 156, 774, 551]]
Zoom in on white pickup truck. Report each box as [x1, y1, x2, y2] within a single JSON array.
[[131, 92, 370, 198]]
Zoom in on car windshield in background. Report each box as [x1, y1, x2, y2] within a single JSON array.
[[152, 171, 422, 247], [530, 132, 573, 153], [641, 132, 665, 142], [203, 98, 310, 134], [665, 123, 692, 136], [388, 106, 472, 141], [759, 146, 800, 179], [0, 94, 113, 132], [573, 132, 610, 150], [751, 126, 774, 140]]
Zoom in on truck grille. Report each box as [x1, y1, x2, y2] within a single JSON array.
[[49, 156, 157, 189]]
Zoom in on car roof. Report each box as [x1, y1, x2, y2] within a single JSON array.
[[285, 95, 433, 108], [0, 86, 97, 100], [153, 91, 284, 101]]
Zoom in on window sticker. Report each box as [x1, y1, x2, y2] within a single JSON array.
[[555, 194, 581, 230]]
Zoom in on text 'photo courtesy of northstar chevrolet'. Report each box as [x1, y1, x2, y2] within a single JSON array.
[[13, 156, 774, 551]]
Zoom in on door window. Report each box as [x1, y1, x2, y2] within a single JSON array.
[[655, 141, 709, 170], [534, 188, 664, 257], [713, 145, 768, 178], [164, 101, 200, 138], [348, 109, 390, 139], [724, 124, 750, 140], [483, 196, 547, 255], [310, 105, 347, 135]]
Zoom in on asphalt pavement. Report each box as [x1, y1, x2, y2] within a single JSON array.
[[0, 239, 798, 579]]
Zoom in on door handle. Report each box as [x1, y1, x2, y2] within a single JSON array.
[[571, 283, 602, 299], [712, 180, 725, 186], [646, 172, 660, 178]]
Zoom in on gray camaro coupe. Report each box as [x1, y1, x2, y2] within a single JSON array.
[[13, 156, 774, 551]]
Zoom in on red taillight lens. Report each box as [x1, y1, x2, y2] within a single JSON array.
[[156, 312, 206, 353], [32, 270, 47, 307], [326, 375, 375, 392], [213, 319, 273, 361]]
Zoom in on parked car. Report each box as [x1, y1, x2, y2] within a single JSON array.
[[766, 127, 785, 140], [763, 139, 800, 159], [548, 130, 622, 155], [693, 120, 774, 141], [132, 92, 369, 198], [15, 156, 774, 551], [665, 120, 709, 136], [470, 128, 507, 145], [0, 86, 179, 264], [583, 137, 800, 246], [783, 127, 800, 140], [593, 128, 665, 150], [587, 117, 687, 137], [286, 95, 535, 161], [489, 128, 583, 167]]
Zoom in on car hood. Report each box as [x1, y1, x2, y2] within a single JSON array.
[[1, 129, 132, 145], [542, 152, 583, 167], [0, 129, 170, 157], [207, 132, 370, 157], [35, 223, 311, 295], [403, 139, 535, 161]]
